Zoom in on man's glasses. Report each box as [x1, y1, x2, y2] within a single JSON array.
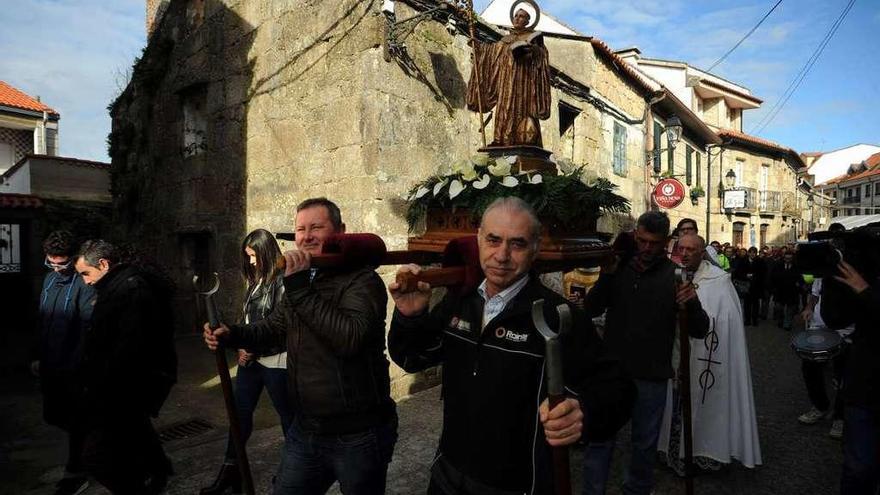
[[44, 258, 72, 270]]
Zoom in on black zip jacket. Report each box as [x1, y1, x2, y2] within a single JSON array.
[[79, 264, 177, 422], [389, 277, 634, 494], [227, 267, 395, 434], [241, 275, 285, 357], [586, 257, 710, 380]]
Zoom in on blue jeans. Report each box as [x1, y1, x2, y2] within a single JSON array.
[[583, 379, 668, 495], [224, 361, 294, 462], [274, 414, 398, 495], [841, 406, 880, 494]]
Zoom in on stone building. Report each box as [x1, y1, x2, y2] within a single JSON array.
[[617, 48, 810, 246], [114, 0, 726, 396]]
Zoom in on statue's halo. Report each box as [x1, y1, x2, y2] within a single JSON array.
[[508, 0, 541, 30]]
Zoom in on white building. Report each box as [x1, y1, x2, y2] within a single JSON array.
[[0, 80, 60, 174], [807, 143, 880, 187]]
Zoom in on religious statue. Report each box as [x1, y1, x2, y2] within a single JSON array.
[[466, 3, 551, 148]]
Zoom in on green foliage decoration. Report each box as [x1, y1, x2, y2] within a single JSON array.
[[405, 155, 630, 233]]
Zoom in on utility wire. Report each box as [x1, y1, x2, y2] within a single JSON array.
[[750, 0, 856, 134], [707, 0, 783, 72]]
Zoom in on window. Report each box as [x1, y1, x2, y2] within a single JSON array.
[[653, 121, 662, 172], [0, 142, 13, 172], [696, 152, 701, 188], [685, 146, 693, 185], [865, 184, 872, 197], [613, 122, 627, 176], [558, 102, 579, 137], [735, 159, 744, 187], [181, 85, 208, 158], [186, 0, 205, 32]]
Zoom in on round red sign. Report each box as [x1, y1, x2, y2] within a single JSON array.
[[652, 178, 685, 209]]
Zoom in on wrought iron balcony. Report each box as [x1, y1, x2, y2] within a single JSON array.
[[841, 195, 862, 205], [729, 187, 758, 213], [758, 190, 781, 213]]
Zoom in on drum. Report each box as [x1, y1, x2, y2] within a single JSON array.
[[791, 327, 844, 362]]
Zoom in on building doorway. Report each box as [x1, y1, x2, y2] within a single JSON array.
[[733, 222, 745, 248]]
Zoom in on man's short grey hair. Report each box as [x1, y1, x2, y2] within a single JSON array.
[[679, 233, 705, 250], [480, 197, 542, 245], [78, 239, 120, 267], [637, 211, 670, 237]]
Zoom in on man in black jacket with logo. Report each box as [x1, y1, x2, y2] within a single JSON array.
[[389, 197, 634, 495], [204, 198, 396, 495], [582, 211, 709, 495], [74, 240, 177, 494]]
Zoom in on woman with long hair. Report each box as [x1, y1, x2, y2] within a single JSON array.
[[201, 229, 293, 495]]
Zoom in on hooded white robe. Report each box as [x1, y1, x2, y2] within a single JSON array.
[[658, 260, 762, 468]]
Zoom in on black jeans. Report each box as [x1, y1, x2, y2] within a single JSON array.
[[224, 361, 293, 462], [802, 349, 847, 419], [82, 415, 171, 494], [742, 295, 760, 325]]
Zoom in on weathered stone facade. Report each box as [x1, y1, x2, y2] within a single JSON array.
[[711, 143, 804, 247], [115, 0, 665, 397]]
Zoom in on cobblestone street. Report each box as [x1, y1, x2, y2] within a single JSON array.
[[2, 317, 843, 495]]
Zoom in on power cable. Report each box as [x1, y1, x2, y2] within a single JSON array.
[[750, 0, 856, 134], [707, 0, 783, 72]]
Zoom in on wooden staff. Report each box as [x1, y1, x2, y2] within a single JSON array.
[[676, 269, 696, 495], [195, 274, 255, 495]]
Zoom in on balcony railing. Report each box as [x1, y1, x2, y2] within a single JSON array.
[[758, 190, 781, 213], [730, 187, 758, 213], [842, 195, 862, 205]]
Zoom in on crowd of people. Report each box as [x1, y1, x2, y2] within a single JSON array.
[[30, 199, 878, 495]]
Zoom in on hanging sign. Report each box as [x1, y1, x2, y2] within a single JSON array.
[[723, 190, 746, 209], [652, 178, 685, 209]]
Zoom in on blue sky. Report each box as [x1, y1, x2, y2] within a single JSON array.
[[0, 0, 877, 161]]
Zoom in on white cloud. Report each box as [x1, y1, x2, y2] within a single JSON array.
[[0, 0, 145, 161]]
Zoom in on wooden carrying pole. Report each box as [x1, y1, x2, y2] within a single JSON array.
[[676, 270, 696, 495]]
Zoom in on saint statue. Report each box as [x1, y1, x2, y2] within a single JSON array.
[[466, 6, 551, 148]]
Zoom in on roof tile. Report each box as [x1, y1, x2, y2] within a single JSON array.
[[0, 80, 58, 116]]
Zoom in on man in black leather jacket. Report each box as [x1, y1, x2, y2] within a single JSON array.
[[205, 198, 396, 495], [389, 197, 634, 495]]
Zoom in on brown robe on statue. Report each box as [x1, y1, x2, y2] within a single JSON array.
[[467, 29, 551, 147]]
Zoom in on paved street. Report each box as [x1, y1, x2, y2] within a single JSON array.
[[1, 317, 843, 495]]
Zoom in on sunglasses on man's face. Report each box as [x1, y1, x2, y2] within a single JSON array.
[[44, 258, 72, 269]]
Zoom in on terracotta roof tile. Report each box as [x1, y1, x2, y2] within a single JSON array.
[[0, 193, 43, 209], [718, 128, 805, 169], [0, 80, 58, 116], [865, 151, 880, 169]]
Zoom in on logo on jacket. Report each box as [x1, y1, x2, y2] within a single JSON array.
[[449, 316, 471, 332], [494, 326, 529, 343]]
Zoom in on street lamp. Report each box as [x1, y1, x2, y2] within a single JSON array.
[[725, 169, 737, 189], [649, 114, 684, 173], [666, 116, 683, 150]]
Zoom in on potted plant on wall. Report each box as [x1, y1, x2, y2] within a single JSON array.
[[690, 185, 705, 205]]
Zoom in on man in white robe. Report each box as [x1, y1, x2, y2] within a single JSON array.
[[658, 234, 762, 473]]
